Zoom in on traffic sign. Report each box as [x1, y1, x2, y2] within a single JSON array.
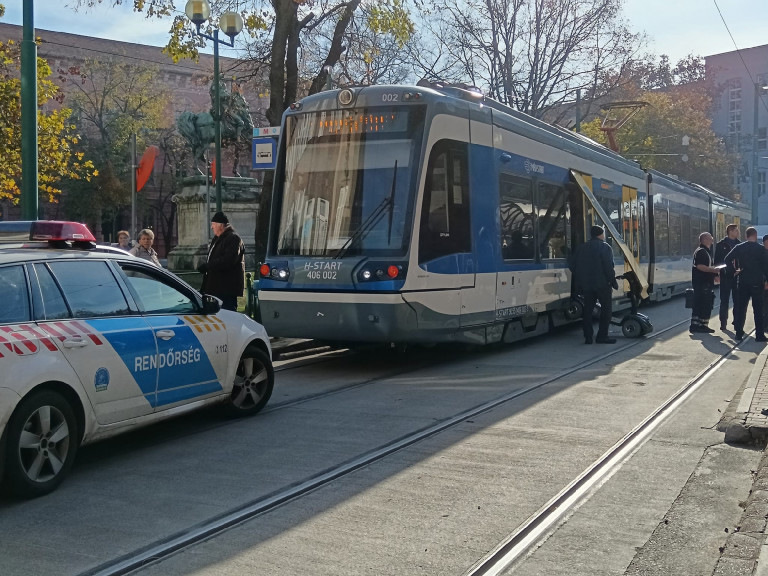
[[252, 137, 277, 170], [253, 126, 280, 137]]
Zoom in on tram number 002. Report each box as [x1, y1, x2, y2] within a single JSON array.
[[382, 93, 399, 102], [307, 271, 337, 280]]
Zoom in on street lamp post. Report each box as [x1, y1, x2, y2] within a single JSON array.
[[21, 1, 38, 220], [752, 83, 768, 224], [184, 0, 243, 214]]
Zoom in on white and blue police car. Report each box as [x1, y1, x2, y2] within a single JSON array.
[[0, 221, 274, 497]]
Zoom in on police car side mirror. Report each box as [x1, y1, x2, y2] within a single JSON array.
[[202, 294, 221, 314]]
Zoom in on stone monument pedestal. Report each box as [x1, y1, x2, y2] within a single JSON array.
[[167, 176, 260, 274]]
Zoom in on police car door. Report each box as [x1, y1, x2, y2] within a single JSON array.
[[32, 260, 158, 425], [117, 263, 228, 410]]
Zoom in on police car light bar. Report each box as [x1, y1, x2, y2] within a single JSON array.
[[30, 221, 96, 243]]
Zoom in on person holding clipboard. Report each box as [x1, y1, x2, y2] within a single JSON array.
[[690, 232, 721, 333]]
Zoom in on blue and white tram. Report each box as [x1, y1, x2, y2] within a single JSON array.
[[257, 83, 748, 344]]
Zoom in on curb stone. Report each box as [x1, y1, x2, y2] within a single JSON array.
[[713, 346, 768, 576]]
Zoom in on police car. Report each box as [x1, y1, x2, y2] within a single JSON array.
[[0, 221, 274, 497]]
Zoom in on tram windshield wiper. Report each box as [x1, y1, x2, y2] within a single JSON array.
[[334, 161, 397, 259]]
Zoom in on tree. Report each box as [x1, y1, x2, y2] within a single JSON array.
[[0, 39, 95, 204], [421, 0, 646, 118], [59, 58, 170, 233], [581, 87, 739, 198]]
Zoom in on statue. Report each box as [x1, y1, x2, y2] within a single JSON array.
[[176, 77, 254, 177]]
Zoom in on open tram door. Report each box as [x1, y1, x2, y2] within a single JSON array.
[[570, 170, 652, 338]]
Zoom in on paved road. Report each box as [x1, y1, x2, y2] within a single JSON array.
[[0, 298, 762, 576]]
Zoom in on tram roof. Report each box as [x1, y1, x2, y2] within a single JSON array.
[[293, 84, 646, 179]]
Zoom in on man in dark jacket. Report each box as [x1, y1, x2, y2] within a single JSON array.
[[724, 226, 768, 341], [198, 211, 245, 311], [714, 223, 740, 330], [570, 225, 619, 344], [690, 232, 720, 334]]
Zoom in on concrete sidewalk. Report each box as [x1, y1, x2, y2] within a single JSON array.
[[716, 345, 768, 576]]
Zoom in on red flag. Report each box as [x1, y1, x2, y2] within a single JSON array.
[[211, 158, 217, 185], [136, 146, 159, 192]]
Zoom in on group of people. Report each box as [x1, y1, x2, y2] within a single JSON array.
[[113, 211, 246, 312], [113, 228, 161, 267], [691, 224, 768, 341], [569, 222, 768, 344]]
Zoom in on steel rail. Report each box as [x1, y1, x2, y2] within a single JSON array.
[[463, 329, 751, 576], [78, 319, 709, 576]]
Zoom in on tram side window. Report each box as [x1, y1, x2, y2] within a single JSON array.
[[418, 140, 470, 262], [500, 175, 534, 260], [655, 208, 669, 257], [669, 211, 682, 257], [537, 182, 568, 259], [681, 214, 692, 253]]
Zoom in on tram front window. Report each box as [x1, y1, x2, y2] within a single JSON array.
[[275, 106, 425, 257]]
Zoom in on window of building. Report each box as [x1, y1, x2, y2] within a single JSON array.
[[759, 127, 767, 151], [729, 79, 742, 135], [760, 171, 767, 198]]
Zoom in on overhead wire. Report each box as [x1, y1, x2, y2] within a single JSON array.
[[712, 0, 768, 115]]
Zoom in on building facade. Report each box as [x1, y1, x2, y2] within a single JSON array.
[[0, 22, 268, 255], [706, 44, 768, 223]]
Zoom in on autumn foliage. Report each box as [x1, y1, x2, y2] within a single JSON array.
[[0, 39, 96, 204]]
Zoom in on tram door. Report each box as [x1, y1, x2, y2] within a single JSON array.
[[621, 186, 640, 290]]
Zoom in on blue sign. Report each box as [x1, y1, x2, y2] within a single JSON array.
[[252, 137, 277, 170]]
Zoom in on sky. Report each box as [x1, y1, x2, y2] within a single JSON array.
[[2, 0, 767, 64]]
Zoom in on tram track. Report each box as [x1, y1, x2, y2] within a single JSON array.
[[75, 316, 734, 576], [464, 327, 752, 576]]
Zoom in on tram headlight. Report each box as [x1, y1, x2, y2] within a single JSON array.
[[260, 262, 290, 281], [338, 88, 355, 106], [358, 263, 407, 282]]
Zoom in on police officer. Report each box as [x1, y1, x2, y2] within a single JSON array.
[[724, 226, 768, 341], [714, 223, 740, 330], [690, 232, 719, 333], [570, 225, 619, 344]]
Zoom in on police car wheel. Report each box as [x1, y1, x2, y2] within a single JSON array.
[[5, 390, 79, 498], [226, 347, 274, 416]]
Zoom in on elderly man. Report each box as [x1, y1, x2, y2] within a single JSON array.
[[689, 232, 720, 334], [198, 211, 245, 312]]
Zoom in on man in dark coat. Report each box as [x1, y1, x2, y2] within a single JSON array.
[[714, 223, 740, 330], [570, 225, 619, 344], [724, 226, 768, 341], [198, 212, 245, 312]]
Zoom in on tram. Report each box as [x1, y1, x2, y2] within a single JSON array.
[[257, 82, 750, 344]]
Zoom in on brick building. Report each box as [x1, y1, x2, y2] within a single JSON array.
[[0, 22, 268, 255]]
